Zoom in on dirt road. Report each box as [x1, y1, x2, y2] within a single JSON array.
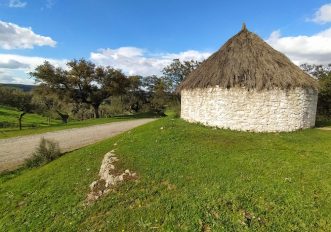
[[317, 127, 331, 131], [0, 118, 156, 172]]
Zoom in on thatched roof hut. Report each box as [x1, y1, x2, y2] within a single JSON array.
[[180, 24, 317, 91], [180, 24, 318, 132]]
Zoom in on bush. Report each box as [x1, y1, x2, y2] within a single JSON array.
[[25, 138, 61, 168], [172, 103, 181, 118]]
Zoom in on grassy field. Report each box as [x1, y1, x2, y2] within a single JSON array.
[[0, 105, 61, 128], [0, 106, 156, 139], [0, 117, 330, 231]]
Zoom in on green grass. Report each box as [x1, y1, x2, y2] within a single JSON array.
[[0, 106, 158, 139], [0, 105, 61, 128], [0, 117, 330, 231]]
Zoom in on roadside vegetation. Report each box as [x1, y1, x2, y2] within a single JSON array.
[[0, 117, 330, 231], [301, 64, 331, 120], [0, 58, 196, 138], [24, 138, 61, 168], [0, 105, 158, 139]]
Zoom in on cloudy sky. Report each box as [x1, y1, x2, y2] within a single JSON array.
[[1, 0, 331, 84]]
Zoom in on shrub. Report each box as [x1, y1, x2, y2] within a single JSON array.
[[172, 103, 181, 118], [25, 138, 61, 168]]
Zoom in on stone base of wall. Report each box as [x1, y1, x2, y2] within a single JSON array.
[[181, 87, 318, 132]]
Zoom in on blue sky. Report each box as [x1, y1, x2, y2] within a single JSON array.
[[1, 0, 331, 84]]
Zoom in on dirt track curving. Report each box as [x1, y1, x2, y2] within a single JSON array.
[[0, 119, 156, 172]]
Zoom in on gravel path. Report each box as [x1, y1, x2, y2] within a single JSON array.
[[0, 118, 156, 172], [317, 127, 331, 131]]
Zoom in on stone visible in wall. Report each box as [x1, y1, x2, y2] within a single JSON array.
[[181, 87, 318, 132]]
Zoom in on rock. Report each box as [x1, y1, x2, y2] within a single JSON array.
[[86, 151, 137, 204], [89, 181, 98, 190]]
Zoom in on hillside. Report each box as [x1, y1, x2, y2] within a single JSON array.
[[0, 117, 330, 231], [0, 83, 35, 92], [0, 105, 60, 129]]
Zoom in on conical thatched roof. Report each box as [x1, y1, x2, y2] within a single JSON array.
[[180, 24, 318, 91]]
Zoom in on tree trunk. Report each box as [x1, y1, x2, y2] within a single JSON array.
[[93, 105, 100, 118], [56, 110, 69, 124], [18, 112, 26, 130]]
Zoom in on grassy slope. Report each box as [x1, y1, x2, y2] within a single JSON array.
[[0, 106, 154, 139], [0, 105, 60, 127], [0, 118, 330, 231]]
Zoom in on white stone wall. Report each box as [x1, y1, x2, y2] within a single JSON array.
[[181, 87, 318, 132]]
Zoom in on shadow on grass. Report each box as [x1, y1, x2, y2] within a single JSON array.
[[0, 166, 27, 183]]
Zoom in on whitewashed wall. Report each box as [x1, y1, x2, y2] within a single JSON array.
[[181, 87, 318, 132]]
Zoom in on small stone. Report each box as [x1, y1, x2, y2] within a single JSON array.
[[125, 169, 130, 174], [89, 181, 98, 190], [112, 156, 119, 161]]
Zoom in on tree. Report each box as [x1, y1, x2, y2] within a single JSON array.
[[301, 64, 331, 118], [30, 59, 129, 118], [300, 64, 331, 78], [16, 93, 34, 130], [319, 74, 331, 117], [0, 85, 34, 130], [125, 75, 146, 112], [32, 87, 71, 124], [0, 85, 15, 106], [143, 75, 170, 115], [162, 59, 201, 92]]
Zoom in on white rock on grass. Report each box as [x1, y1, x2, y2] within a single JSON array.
[[86, 151, 137, 204]]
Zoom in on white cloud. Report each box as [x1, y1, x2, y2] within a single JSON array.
[[0, 54, 67, 84], [0, 70, 15, 83], [311, 3, 331, 23], [0, 48, 210, 84], [0, 20, 56, 49], [46, 0, 55, 9], [0, 70, 29, 84], [8, 0, 27, 8], [0, 54, 66, 70], [266, 28, 331, 65], [0, 59, 29, 69], [90, 47, 211, 76]]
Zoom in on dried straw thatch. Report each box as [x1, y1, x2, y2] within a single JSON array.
[[180, 24, 318, 91]]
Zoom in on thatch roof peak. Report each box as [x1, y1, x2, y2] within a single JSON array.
[[241, 23, 247, 31], [180, 25, 318, 91]]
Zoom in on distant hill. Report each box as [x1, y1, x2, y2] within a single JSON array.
[[0, 83, 36, 92]]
